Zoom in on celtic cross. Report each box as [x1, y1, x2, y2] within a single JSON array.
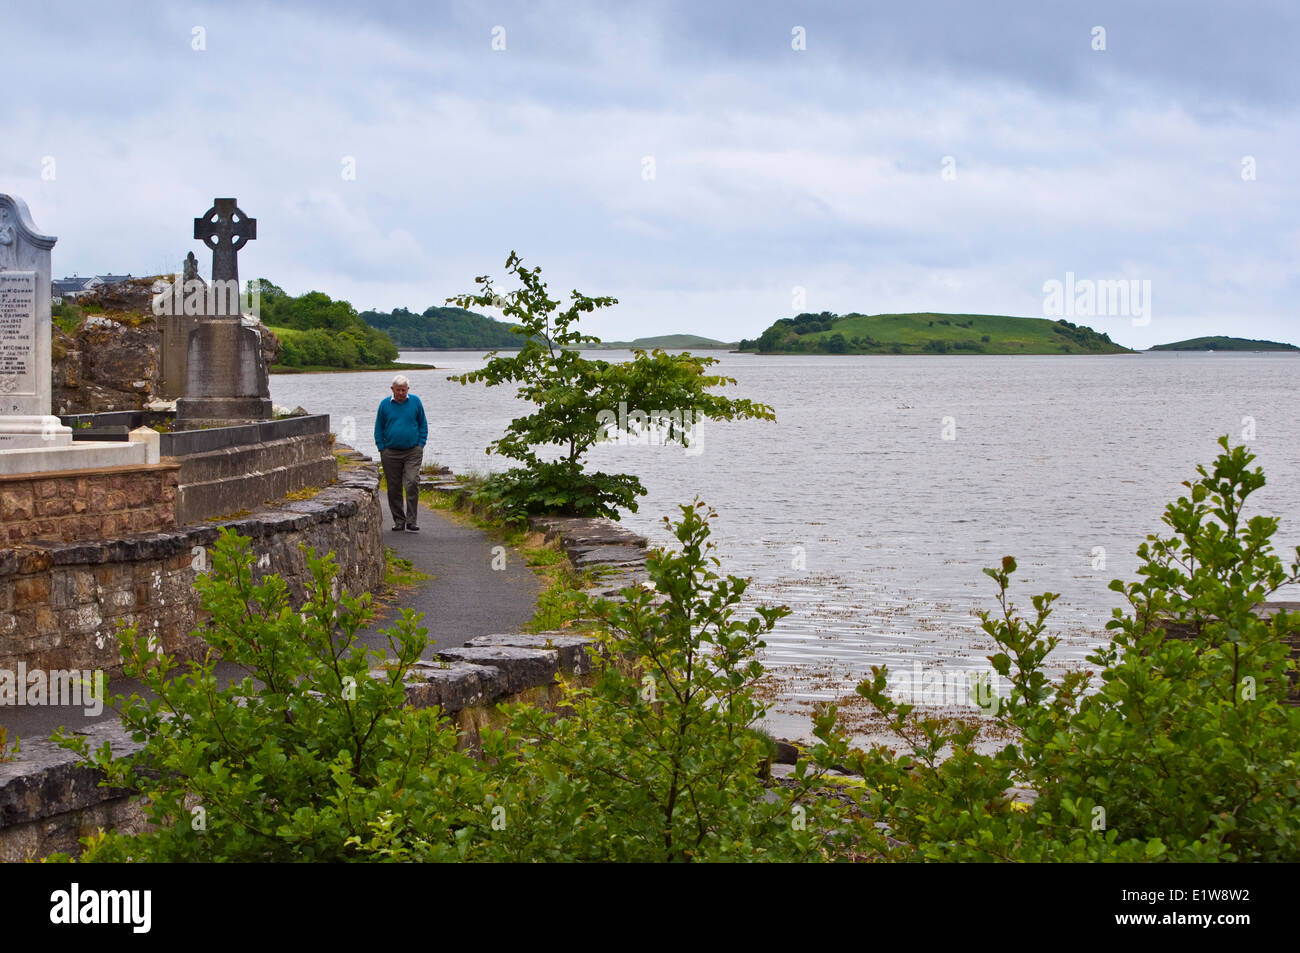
[[193, 198, 256, 288]]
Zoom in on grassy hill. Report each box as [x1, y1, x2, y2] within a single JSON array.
[[739, 312, 1132, 355], [1149, 336, 1298, 352], [588, 333, 736, 350]]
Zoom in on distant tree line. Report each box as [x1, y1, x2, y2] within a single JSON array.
[[739, 312, 839, 352], [1049, 318, 1117, 352], [360, 306, 524, 348], [251, 279, 400, 368]]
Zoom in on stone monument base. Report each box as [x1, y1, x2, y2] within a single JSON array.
[[0, 427, 160, 476], [174, 321, 272, 428], [174, 396, 274, 428], [0, 415, 73, 451]]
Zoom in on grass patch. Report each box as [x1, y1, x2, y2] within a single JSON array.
[[52, 302, 84, 335], [206, 509, 252, 521], [384, 547, 431, 589], [282, 485, 321, 502], [0, 726, 17, 762]]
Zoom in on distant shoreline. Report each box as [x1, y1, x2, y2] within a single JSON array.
[[270, 361, 436, 374], [391, 345, 735, 352]]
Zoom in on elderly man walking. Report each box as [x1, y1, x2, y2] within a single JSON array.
[[374, 374, 428, 532]]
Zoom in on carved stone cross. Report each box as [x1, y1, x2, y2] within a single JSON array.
[[193, 198, 255, 287], [177, 197, 271, 424]]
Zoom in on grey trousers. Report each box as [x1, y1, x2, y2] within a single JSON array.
[[380, 445, 423, 526]]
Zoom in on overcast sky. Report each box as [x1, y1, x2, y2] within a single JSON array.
[[5, 1, 1297, 346]]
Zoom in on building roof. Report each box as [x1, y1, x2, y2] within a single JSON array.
[[53, 276, 97, 293]]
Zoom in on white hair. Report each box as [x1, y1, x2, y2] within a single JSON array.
[[391, 375, 409, 388]]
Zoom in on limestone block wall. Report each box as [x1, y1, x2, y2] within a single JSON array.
[[0, 463, 179, 545], [0, 455, 383, 676]]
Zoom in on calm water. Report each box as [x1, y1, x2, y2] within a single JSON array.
[[273, 351, 1300, 737]]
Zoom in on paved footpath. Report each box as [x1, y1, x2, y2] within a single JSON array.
[[358, 497, 541, 659], [0, 498, 539, 740]]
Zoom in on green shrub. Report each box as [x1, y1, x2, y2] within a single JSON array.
[[481, 500, 846, 861], [55, 531, 493, 861], [842, 436, 1300, 861], [54, 505, 843, 862]]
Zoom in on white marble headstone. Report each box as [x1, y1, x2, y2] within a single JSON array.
[[0, 193, 71, 451]]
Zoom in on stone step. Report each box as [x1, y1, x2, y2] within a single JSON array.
[[466, 632, 601, 675], [569, 545, 648, 570]]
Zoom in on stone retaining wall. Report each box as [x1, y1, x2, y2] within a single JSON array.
[[0, 453, 383, 676], [168, 416, 339, 524], [0, 462, 180, 545]]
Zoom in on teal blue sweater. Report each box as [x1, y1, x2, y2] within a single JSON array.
[[374, 395, 428, 451]]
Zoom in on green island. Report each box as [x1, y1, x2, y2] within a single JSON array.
[[738, 311, 1131, 354], [583, 333, 736, 350], [1149, 336, 1299, 352]]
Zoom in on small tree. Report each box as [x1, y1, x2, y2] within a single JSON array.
[[447, 252, 776, 520], [482, 500, 848, 861]]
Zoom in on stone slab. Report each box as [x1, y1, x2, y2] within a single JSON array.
[[0, 438, 155, 475], [527, 514, 648, 549], [159, 414, 329, 457], [467, 632, 601, 675], [0, 414, 72, 450], [396, 660, 509, 712], [0, 270, 38, 401], [569, 544, 648, 569], [433, 645, 559, 694], [0, 198, 56, 419], [0, 721, 140, 829]]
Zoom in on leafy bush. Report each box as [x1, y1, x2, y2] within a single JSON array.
[[261, 284, 399, 368], [52, 301, 85, 335], [478, 500, 845, 861], [54, 505, 842, 862], [55, 531, 493, 861], [0, 725, 17, 763], [840, 436, 1300, 861]]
